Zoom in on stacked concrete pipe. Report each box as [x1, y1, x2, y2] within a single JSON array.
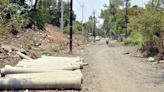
[[0, 56, 87, 90], [0, 72, 82, 90]]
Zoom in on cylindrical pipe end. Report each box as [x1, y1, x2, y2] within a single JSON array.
[[0, 68, 5, 77]]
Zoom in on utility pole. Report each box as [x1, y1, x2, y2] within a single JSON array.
[[93, 10, 96, 41], [69, 0, 73, 53], [81, 0, 84, 36], [61, 0, 64, 34], [125, 0, 128, 38], [30, 0, 33, 6]]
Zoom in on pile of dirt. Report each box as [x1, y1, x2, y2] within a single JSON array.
[[0, 46, 20, 68], [73, 35, 87, 51], [0, 25, 87, 68]]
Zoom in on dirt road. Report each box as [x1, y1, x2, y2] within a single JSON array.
[[80, 39, 164, 92], [2, 39, 164, 92]]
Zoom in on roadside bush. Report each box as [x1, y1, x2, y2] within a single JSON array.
[[64, 21, 82, 34], [64, 25, 70, 34], [124, 31, 142, 45], [0, 26, 9, 36], [125, 8, 164, 58], [139, 10, 164, 57], [28, 9, 48, 29], [0, 3, 30, 35]]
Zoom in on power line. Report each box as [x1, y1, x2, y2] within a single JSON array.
[[61, 0, 64, 34]]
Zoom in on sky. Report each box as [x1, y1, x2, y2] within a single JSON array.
[[27, 0, 150, 25], [73, 0, 150, 24]]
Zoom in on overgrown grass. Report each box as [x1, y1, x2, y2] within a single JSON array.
[[124, 31, 142, 46], [0, 26, 9, 36]]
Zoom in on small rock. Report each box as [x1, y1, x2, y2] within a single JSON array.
[[0, 54, 7, 59], [158, 60, 164, 63], [122, 51, 130, 55], [147, 57, 155, 62], [19, 48, 26, 53], [24, 89, 28, 92], [0, 48, 5, 53], [1, 45, 12, 52]]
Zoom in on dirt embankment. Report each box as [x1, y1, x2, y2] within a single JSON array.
[[0, 25, 86, 68]]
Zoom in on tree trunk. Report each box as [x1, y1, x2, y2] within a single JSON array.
[[34, 0, 40, 9], [155, 0, 160, 10], [152, 0, 155, 9]]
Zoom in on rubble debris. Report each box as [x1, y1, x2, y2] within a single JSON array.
[[16, 52, 33, 60]]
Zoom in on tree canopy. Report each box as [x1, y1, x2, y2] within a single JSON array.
[[100, 0, 164, 58], [0, 0, 76, 34]]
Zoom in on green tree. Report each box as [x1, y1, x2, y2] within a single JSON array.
[[125, 0, 164, 58], [64, 21, 82, 34], [139, 10, 164, 57], [39, 0, 76, 27], [100, 0, 125, 39], [84, 16, 94, 34], [0, 0, 77, 34]]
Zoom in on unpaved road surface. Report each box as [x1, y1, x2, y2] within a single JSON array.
[[80, 39, 164, 92], [4, 39, 164, 92]]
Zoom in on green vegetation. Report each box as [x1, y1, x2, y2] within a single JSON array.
[[28, 9, 47, 29], [124, 31, 142, 45], [83, 16, 103, 37], [64, 21, 82, 34], [0, 0, 163, 58], [101, 0, 164, 58], [0, 0, 77, 36], [100, 0, 125, 39]]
